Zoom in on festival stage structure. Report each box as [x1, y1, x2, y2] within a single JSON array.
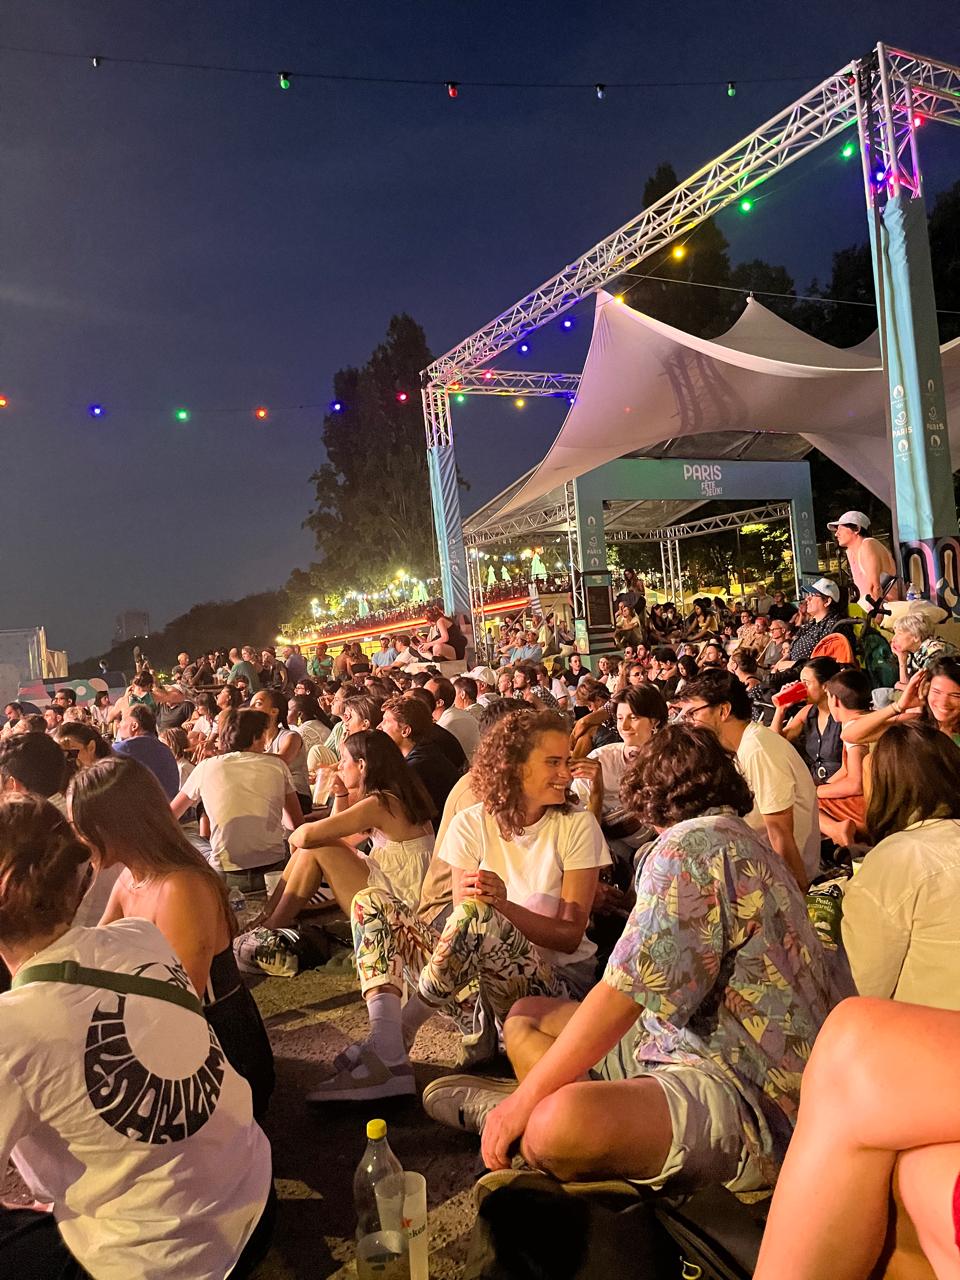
[[421, 43, 960, 651]]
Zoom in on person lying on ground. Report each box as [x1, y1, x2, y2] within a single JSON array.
[[474, 722, 848, 1189]]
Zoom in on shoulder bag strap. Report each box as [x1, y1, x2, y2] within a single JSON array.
[[11, 959, 203, 1015]]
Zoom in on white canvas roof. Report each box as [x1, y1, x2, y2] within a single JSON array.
[[471, 291, 960, 534]]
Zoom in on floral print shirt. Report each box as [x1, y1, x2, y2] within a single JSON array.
[[604, 810, 850, 1176]]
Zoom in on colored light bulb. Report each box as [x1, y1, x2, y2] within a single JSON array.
[[88, 403, 104, 418], [519, 342, 530, 354], [514, 398, 525, 408], [255, 406, 268, 420], [841, 141, 856, 159], [739, 198, 753, 213], [278, 72, 291, 90], [446, 81, 459, 99], [595, 84, 606, 101], [672, 245, 686, 260], [455, 393, 465, 404], [396, 391, 408, 403], [330, 400, 343, 412], [727, 81, 736, 98], [0, 395, 9, 408], [175, 407, 190, 422], [562, 318, 573, 329], [482, 370, 494, 380]]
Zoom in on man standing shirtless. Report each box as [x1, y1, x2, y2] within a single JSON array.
[[827, 510, 899, 606]]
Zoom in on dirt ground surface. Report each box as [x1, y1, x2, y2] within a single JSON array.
[[2, 925, 483, 1279]]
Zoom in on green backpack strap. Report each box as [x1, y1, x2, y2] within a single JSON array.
[[12, 958, 203, 1016]]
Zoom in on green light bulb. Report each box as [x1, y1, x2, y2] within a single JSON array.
[[739, 198, 753, 213], [841, 141, 856, 159], [175, 408, 190, 422], [455, 393, 465, 404]]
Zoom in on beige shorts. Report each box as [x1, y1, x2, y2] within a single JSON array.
[[593, 1054, 766, 1194]]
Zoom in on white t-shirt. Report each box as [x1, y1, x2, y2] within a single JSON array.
[[0, 920, 271, 1280], [268, 726, 310, 797], [736, 722, 820, 881], [842, 818, 960, 1007], [440, 803, 610, 967], [570, 742, 636, 820], [181, 751, 294, 870], [437, 707, 481, 761]]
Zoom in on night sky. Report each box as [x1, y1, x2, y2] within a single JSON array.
[[3, 1, 959, 658]]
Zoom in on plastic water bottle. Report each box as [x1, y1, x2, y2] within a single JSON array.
[[354, 1119, 410, 1279], [227, 886, 247, 924], [906, 585, 920, 602]]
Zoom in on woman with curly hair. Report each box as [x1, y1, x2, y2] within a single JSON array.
[[479, 721, 849, 1189], [308, 709, 609, 1104]]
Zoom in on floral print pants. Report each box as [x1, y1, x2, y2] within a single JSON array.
[[351, 891, 570, 1023]]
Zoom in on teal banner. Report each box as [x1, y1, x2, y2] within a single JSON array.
[[573, 457, 818, 579], [871, 192, 955, 544]]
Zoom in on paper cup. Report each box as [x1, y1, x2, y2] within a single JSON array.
[[403, 1171, 428, 1280], [263, 870, 285, 899]]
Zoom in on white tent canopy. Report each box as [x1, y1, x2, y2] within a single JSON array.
[[493, 291, 960, 521]]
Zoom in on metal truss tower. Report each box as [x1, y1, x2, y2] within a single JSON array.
[[423, 43, 960, 619]]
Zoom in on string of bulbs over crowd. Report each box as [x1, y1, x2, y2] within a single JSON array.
[[1, 42, 920, 427]]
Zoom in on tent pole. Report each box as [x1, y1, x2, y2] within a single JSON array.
[[659, 540, 669, 607]]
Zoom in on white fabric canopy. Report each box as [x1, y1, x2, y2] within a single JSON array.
[[498, 291, 960, 517]]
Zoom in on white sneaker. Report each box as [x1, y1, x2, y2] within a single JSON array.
[[421, 1074, 517, 1134], [233, 927, 299, 978]]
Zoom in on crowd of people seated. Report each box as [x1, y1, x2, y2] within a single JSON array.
[[3, 547, 960, 1278]]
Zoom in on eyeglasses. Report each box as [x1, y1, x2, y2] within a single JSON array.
[[678, 703, 712, 721]]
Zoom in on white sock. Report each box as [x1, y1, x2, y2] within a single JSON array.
[[400, 993, 435, 1049], [366, 991, 406, 1066]]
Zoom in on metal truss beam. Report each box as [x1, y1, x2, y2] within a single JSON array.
[[450, 371, 581, 397], [609, 503, 792, 543], [465, 502, 570, 546], [425, 45, 959, 386]]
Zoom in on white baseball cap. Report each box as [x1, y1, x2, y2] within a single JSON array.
[[801, 577, 840, 603], [468, 666, 498, 688], [827, 510, 870, 532]]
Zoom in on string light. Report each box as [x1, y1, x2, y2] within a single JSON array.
[[671, 245, 687, 260], [0, 395, 8, 408], [454, 393, 466, 403], [738, 198, 753, 213], [561, 318, 574, 329], [727, 81, 737, 97], [448, 381, 461, 391], [841, 140, 856, 159], [446, 81, 458, 99], [913, 114, 924, 127], [482, 370, 494, 380], [518, 342, 530, 354], [514, 397, 525, 408], [395, 391, 408, 402], [595, 83, 606, 101], [278, 71, 291, 90], [254, 405, 268, 420], [90, 55, 101, 69], [330, 400, 343, 412], [87, 403, 105, 418], [614, 294, 625, 304], [174, 407, 190, 422]]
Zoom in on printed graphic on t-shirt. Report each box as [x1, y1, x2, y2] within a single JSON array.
[[84, 961, 225, 1144]]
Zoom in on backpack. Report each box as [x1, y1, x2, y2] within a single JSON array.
[[465, 1173, 768, 1280]]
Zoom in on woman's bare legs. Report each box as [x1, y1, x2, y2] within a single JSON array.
[[897, 1145, 960, 1279], [428, 642, 457, 661], [263, 842, 370, 926], [754, 998, 960, 1280]]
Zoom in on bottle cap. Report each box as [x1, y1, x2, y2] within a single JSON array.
[[366, 1119, 387, 1140]]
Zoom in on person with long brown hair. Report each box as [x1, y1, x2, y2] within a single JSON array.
[[310, 709, 608, 1105], [841, 720, 960, 1008], [70, 756, 274, 1119], [240, 730, 435, 939], [0, 794, 274, 1279]]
